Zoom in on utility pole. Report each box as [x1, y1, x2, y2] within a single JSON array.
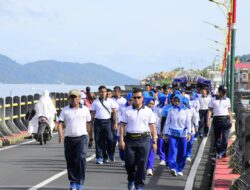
[[226, 12, 232, 93], [230, 0, 237, 111]]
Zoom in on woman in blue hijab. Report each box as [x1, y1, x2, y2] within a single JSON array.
[[163, 94, 191, 177], [125, 92, 133, 107]]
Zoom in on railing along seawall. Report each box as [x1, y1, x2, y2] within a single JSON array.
[[228, 92, 250, 190], [0, 92, 69, 147]]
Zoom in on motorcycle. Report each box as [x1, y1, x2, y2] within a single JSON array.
[[27, 91, 57, 145], [33, 116, 52, 145]]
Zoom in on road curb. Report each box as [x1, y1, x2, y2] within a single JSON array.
[[0, 132, 30, 147]]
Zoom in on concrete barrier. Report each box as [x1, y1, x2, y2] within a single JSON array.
[[55, 93, 60, 115], [20, 95, 28, 127], [34, 93, 40, 102], [13, 96, 27, 131], [64, 93, 69, 107], [0, 98, 12, 137], [59, 93, 65, 111], [5, 96, 20, 134], [0, 92, 70, 147], [27, 95, 34, 113]]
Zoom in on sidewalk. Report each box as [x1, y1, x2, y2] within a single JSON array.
[[213, 140, 240, 190]]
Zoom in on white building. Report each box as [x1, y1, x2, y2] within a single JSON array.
[[208, 70, 222, 93]]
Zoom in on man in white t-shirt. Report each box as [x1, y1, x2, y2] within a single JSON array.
[[198, 88, 211, 138], [112, 86, 127, 159], [207, 85, 232, 159], [91, 85, 118, 164], [58, 89, 93, 190]]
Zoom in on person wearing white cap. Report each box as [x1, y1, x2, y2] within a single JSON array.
[[58, 89, 93, 190]]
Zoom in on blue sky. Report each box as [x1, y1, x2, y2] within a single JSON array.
[[0, 0, 249, 79]]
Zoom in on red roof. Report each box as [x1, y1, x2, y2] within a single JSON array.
[[235, 63, 250, 69]]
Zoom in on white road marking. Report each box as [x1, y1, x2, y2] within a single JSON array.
[[27, 154, 96, 190], [0, 140, 34, 152], [0, 132, 58, 152], [184, 131, 210, 190]]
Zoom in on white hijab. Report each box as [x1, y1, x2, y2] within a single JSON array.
[[35, 90, 57, 119], [28, 90, 57, 134]]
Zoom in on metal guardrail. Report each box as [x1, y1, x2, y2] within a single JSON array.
[[230, 92, 250, 190], [0, 92, 69, 139]]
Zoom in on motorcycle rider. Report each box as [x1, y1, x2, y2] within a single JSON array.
[[28, 90, 57, 137]]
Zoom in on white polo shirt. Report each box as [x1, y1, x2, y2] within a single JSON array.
[[121, 105, 156, 134], [59, 105, 91, 137], [91, 98, 118, 119], [208, 96, 231, 116], [113, 96, 127, 123], [198, 96, 211, 110]]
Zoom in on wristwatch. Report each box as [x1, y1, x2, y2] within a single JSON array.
[[152, 141, 157, 144]]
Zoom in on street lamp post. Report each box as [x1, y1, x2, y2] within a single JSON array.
[[230, 0, 237, 111], [226, 12, 232, 93], [204, 6, 230, 88], [208, 0, 235, 109]]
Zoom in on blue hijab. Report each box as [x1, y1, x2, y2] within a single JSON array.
[[125, 92, 133, 107], [143, 94, 154, 106], [143, 90, 155, 99], [174, 90, 181, 95], [190, 91, 198, 100], [158, 93, 167, 108], [173, 94, 186, 112], [182, 97, 190, 109]]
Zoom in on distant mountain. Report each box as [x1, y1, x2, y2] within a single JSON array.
[[0, 54, 139, 85]]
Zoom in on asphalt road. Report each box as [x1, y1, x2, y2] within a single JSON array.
[[0, 135, 201, 190]]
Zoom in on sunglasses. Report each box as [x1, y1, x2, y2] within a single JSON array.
[[133, 96, 142, 99]]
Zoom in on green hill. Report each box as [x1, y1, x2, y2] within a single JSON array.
[[0, 54, 139, 85]]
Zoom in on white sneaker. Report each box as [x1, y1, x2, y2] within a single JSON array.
[[177, 171, 183, 176], [103, 158, 109, 163], [159, 160, 166, 166], [121, 161, 125, 167], [186, 157, 192, 163], [147, 168, 153, 176], [170, 169, 177, 176]]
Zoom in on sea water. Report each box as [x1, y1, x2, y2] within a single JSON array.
[[0, 84, 122, 98]]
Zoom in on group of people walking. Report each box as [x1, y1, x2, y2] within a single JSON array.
[[57, 84, 232, 190]]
